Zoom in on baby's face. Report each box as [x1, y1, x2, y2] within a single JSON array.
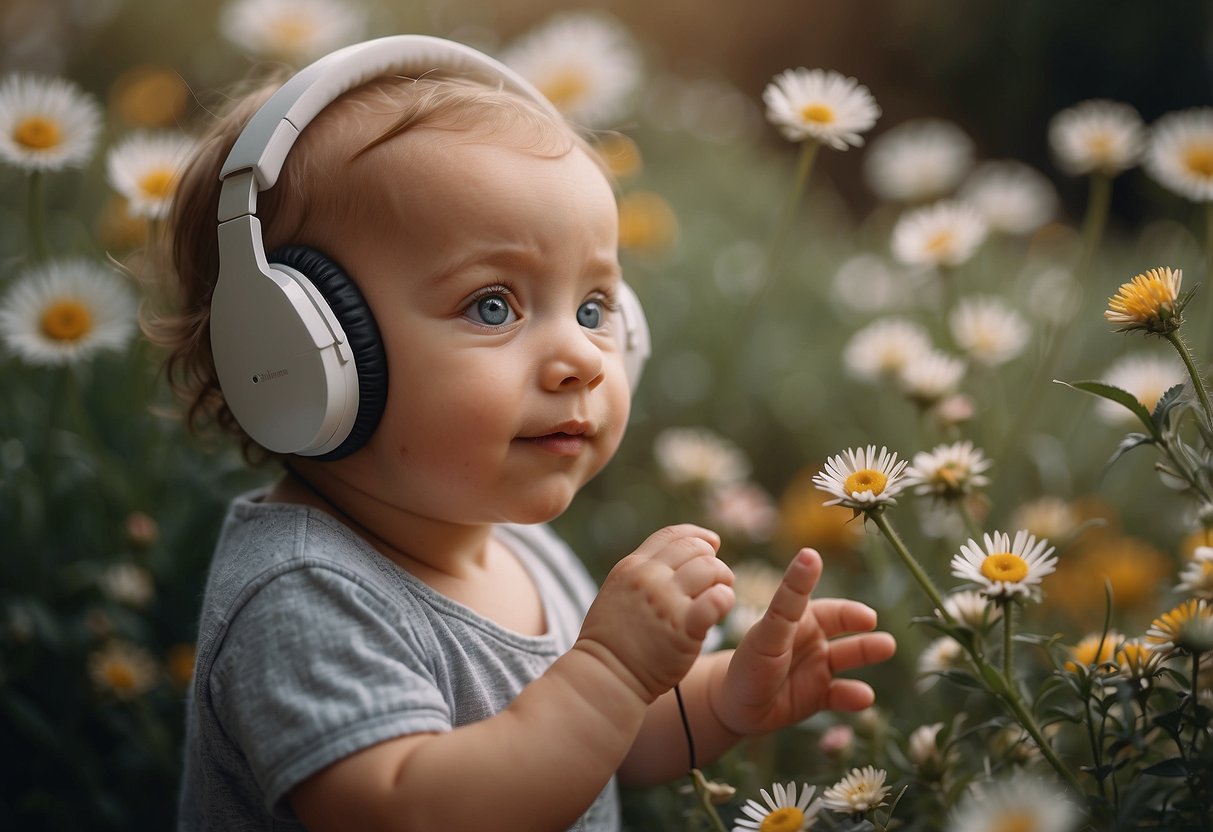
[[331, 133, 631, 526]]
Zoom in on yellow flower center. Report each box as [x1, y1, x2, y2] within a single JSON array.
[[844, 468, 886, 496], [102, 660, 138, 691], [760, 807, 805, 832], [1086, 133, 1113, 160], [924, 230, 955, 256], [40, 299, 93, 342], [991, 813, 1036, 832], [269, 18, 316, 51], [540, 70, 589, 110], [137, 167, 176, 199], [1115, 642, 1151, 673], [980, 552, 1029, 583], [1183, 143, 1213, 178], [14, 115, 62, 150], [800, 103, 835, 124], [933, 462, 965, 490]]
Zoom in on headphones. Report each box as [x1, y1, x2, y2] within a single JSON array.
[[210, 35, 651, 460]]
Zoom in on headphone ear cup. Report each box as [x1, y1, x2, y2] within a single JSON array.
[[616, 281, 650, 392], [267, 245, 388, 460]]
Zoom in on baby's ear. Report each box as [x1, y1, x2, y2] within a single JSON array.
[[615, 281, 650, 392]]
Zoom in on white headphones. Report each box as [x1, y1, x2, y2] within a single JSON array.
[[210, 35, 651, 460]]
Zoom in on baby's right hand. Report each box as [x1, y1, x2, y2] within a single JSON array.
[[575, 525, 735, 703]]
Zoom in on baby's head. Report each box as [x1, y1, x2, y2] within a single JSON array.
[[157, 39, 647, 524]]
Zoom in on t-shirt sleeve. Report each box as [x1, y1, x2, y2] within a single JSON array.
[[208, 563, 451, 815]]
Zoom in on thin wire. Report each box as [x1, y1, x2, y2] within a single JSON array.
[[674, 683, 696, 773]]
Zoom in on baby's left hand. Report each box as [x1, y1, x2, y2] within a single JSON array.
[[710, 548, 897, 737]]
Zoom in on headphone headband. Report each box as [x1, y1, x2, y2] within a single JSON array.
[[218, 34, 560, 204]]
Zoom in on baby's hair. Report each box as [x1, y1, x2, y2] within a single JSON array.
[[149, 71, 601, 462]]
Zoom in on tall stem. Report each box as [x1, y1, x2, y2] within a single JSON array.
[[869, 510, 954, 623], [1076, 173, 1112, 283], [1001, 600, 1015, 682], [27, 171, 48, 261], [741, 140, 820, 327], [689, 770, 730, 832], [1204, 202, 1213, 353], [1165, 328, 1213, 429]]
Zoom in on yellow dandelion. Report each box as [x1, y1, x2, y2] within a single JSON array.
[[1064, 631, 1121, 673], [109, 65, 190, 128], [777, 468, 864, 554], [593, 132, 642, 179], [1104, 267, 1186, 333]]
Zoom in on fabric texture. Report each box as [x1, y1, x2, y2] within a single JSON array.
[[177, 490, 619, 831]]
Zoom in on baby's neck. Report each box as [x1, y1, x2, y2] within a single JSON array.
[[267, 469, 546, 635]]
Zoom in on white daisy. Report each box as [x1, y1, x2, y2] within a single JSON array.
[[863, 118, 975, 203], [98, 563, 155, 609], [724, 561, 784, 642], [732, 781, 819, 832], [1178, 547, 1213, 599], [1010, 496, 1079, 542], [1144, 107, 1213, 202], [1094, 353, 1186, 426], [940, 589, 1001, 628], [88, 640, 159, 700], [831, 253, 926, 314], [0, 258, 137, 366], [502, 12, 641, 127], [762, 67, 880, 150], [897, 348, 966, 405], [106, 131, 197, 220], [0, 73, 102, 172], [706, 481, 778, 544], [906, 440, 992, 500], [947, 775, 1082, 832], [820, 766, 890, 815], [842, 317, 933, 383], [219, 0, 367, 63], [1048, 98, 1144, 177], [917, 636, 965, 690], [958, 160, 1059, 235], [1147, 598, 1213, 652], [950, 529, 1058, 602], [891, 199, 989, 268], [812, 445, 908, 510], [948, 295, 1031, 367], [1024, 265, 1082, 327], [653, 427, 750, 490]]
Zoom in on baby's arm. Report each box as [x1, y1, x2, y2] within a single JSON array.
[[289, 524, 734, 832], [620, 547, 897, 785]]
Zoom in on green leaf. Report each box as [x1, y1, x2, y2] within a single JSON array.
[[1152, 383, 1187, 432], [1143, 757, 1189, 778], [1107, 432, 1155, 469], [1056, 380, 1160, 439]]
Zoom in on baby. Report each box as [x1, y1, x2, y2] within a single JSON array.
[[158, 36, 896, 832]]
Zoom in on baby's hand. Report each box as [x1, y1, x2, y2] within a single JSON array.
[[712, 548, 896, 736], [576, 525, 735, 703]]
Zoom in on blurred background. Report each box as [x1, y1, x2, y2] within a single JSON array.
[[2, 0, 1213, 829]]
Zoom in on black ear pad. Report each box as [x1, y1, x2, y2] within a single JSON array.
[[267, 245, 388, 460]]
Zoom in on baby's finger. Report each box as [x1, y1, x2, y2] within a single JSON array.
[[673, 553, 734, 597], [825, 678, 877, 712], [686, 584, 735, 641], [633, 525, 720, 559], [806, 598, 880, 637], [743, 549, 822, 657], [826, 632, 897, 673]]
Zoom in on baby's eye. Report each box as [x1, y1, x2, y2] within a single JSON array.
[[465, 292, 517, 327], [577, 298, 606, 329]]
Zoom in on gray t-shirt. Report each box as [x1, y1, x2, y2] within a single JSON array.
[[177, 490, 620, 831]]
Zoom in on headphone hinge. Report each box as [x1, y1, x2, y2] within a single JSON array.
[[218, 171, 259, 222]]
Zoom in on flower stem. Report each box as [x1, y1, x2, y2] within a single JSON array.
[[1002, 600, 1015, 681], [1076, 173, 1112, 282], [689, 770, 730, 832], [27, 171, 48, 261], [743, 139, 820, 323], [998, 679, 1084, 792], [869, 510, 954, 624], [1165, 328, 1213, 429], [1204, 201, 1213, 352]]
